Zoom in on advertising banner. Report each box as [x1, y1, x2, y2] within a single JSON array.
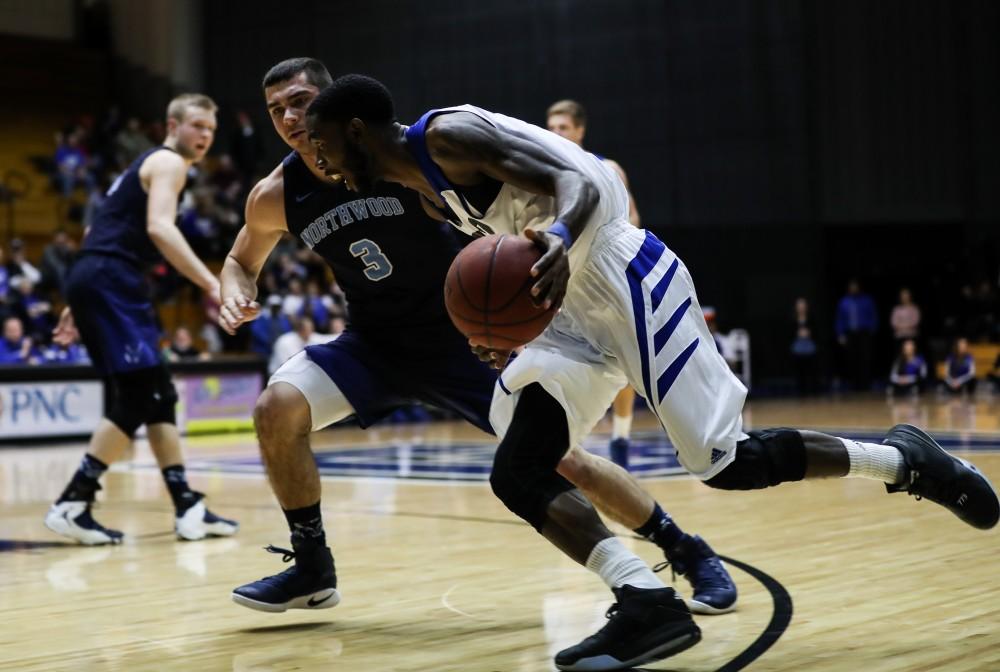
[[0, 381, 104, 438], [174, 372, 261, 434]]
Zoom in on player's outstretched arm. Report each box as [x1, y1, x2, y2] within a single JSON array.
[[426, 114, 597, 309], [219, 173, 288, 335], [143, 151, 220, 300]]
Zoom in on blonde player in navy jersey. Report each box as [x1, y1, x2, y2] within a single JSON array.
[[547, 99, 639, 470], [219, 58, 734, 618], [45, 94, 238, 545], [305, 75, 999, 672]]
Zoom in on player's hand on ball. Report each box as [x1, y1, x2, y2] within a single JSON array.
[[525, 228, 569, 311], [470, 342, 512, 370], [219, 294, 261, 335]]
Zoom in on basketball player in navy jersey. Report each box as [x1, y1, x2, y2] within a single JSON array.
[[218, 59, 735, 617], [547, 99, 639, 471], [45, 94, 238, 545], [305, 75, 999, 671]]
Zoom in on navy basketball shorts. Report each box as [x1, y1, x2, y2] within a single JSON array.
[[65, 254, 163, 375], [270, 323, 497, 435]]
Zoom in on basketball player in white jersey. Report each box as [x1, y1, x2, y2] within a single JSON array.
[[305, 75, 999, 672], [546, 99, 638, 471]]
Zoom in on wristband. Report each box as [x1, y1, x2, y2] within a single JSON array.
[[548, 220, 574, 248]]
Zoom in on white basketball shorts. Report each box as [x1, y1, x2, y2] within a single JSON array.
[[490, 220, 748, 480]]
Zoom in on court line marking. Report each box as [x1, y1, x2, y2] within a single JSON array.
[[440, 584, 492, 621], [712, 554, 793, 672]]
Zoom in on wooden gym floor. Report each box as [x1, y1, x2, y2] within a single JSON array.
[[0, 394, 998, 671]]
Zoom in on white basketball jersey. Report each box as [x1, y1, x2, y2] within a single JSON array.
[[405, 105, 630, 272]]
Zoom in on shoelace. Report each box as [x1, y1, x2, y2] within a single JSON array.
[[652, 560, 677, 583], [654, 554, 729, 587], [903, 468, 964, 505], [265, 544, 296, 562]]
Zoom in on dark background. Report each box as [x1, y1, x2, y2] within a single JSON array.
[[8, 0, 999, 388]]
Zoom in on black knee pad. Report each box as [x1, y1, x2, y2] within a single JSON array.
[[105, 366, 177, 436], [489, 384, 575, 531], [705, 428, 806, 491]]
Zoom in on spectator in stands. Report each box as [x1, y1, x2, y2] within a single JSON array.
[[792, 312, 819, 397], [888, 339, 927, 396], [835, 279, 878, 391], [890, 287, 921, 347], [943, 337, 976, 395], [43, 330, 90, 365], [282, 277, 306, 318], [54, 129, 93, 196], [0, 246, 8, 304], [115, 117, 153, 168], [250, 295, 292, 358], [40, 229, 76, 293], [987, 352, 1000, 393], [6, 239, 42, 286], [164, 326, 208, 362], [302, 279, 338, 332], [0, 316, 42, 365], [230, 110, 263, 183], [270, 252, 307, 293], [208, 154, 245, 214], [179, 186, 238, 258], [268, 316, 337, 375], [14, 277, 54, 342]]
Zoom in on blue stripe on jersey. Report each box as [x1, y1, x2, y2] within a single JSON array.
[[653, 296, 692, 355], [658, 338, 699, 400], [649, 258, 679, 313], [405, 110, 453, 211], [626, 231, 666, 403], [627, 230, 700, 405]]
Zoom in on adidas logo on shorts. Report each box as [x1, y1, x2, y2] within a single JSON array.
[[710, 448, 726, 465]]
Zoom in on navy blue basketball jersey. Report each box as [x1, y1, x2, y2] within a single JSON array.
[[281, 152, 463, 332], [82, 146, 180, 266]]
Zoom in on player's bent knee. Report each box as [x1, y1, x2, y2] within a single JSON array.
[[254, 383, 312, 440], [489, 384, 576, 531], [704, 428, 807, 491]]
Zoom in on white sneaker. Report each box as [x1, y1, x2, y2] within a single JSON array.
[[44, 501, 124, 546], [175, 498, 240, 541]]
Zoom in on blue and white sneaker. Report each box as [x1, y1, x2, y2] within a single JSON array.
[[232, 533, 339, 613], [657, 534, 737, 615], [45, 500, 124, 546], [176, 492, 239, 541]]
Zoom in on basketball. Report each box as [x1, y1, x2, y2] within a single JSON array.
[[444, 234, 557, 350]]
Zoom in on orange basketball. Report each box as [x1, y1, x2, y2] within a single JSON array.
[[444, 234, 557, 350]]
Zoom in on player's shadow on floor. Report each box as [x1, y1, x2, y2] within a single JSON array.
[[0, 539, 80, 552]]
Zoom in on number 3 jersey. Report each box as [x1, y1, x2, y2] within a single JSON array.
[[281, 151, 464, 333]]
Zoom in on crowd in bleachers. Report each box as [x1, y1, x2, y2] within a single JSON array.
[[790, 279, 1000, 397], [0, 108, 347, 370], [3, 110, 1000, 401]]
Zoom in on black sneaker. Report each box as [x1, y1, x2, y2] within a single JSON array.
[[656, 534, 737, 615], [883, 424, 999, 530], [231, 532, 340, 613], [554, 585, 701, 671]]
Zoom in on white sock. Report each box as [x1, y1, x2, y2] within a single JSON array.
[[585, 537, 663, 590], [612, 414, 633, 440], [840, 438, 905, 484]]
